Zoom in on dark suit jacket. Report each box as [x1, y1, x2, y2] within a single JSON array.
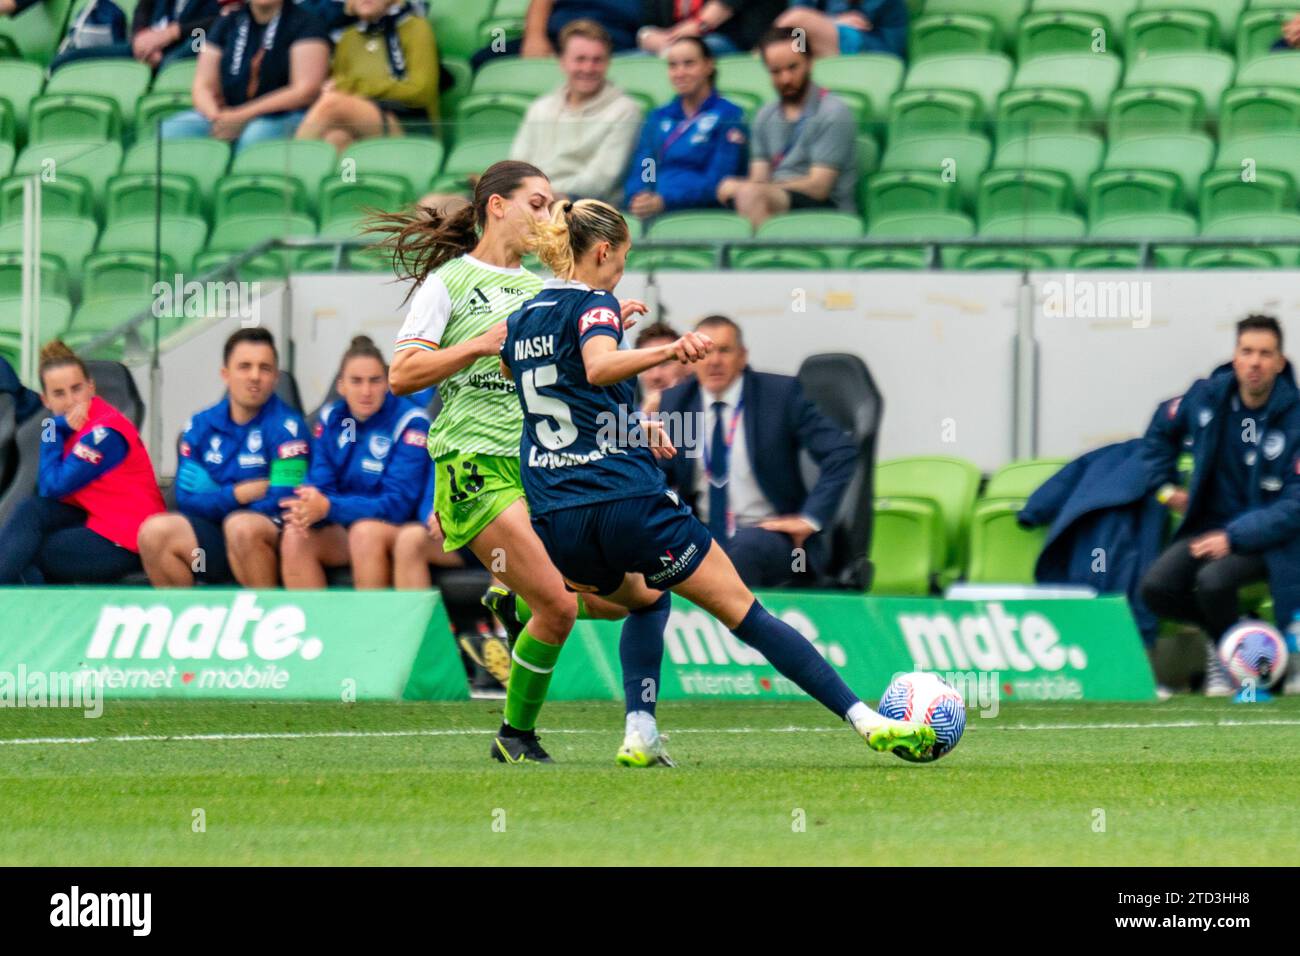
[[657, 367, 857, 533]]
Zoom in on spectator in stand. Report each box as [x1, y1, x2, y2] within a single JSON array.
[[776, 0, 908, 58], [715, 26, 857, 228], [47, 0, 223, 72], [1277, 13, 1300, 50], [295, 0, 439, 151], [160, 0, 330, 151], [392, 465, 469, 589], [471, 0, 640, 68], [0, 0, 39, 19], [623, 36, 746, 219], [0, 341, 164, 585], [637, 0, 787, 56], [137, 327, 310, 588], [280, 336, 432, 589], [633, 320, 688, 414], [509, 20, 641, 205]]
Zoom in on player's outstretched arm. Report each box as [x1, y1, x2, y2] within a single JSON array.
[[390, 322, 508, 395], [581, 331, 713, 387]]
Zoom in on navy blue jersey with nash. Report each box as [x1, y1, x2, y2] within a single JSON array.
[[502, 278, 711, 593]]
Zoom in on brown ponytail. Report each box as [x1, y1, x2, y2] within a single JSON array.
[[365, 159, 548, 302], [38, 339, 89, 392], [339, 334, 388, 377], [532, 198, 630, 280]]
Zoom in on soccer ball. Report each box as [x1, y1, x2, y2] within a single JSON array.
[[1218, 621, 1289, 690], [878, 671, 966, 762]]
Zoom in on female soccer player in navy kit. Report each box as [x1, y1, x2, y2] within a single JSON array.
[[497, 198, 936, 763]]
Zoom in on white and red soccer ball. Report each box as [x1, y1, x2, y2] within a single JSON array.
[[878, 671, 966, 762]]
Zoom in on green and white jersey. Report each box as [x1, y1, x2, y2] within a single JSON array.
[[394, 254, 543, 459]]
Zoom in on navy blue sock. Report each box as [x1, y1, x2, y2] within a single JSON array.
[[732, 600, 859, 719], [619, 592, 670, 716]]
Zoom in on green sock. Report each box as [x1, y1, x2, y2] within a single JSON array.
[[515, 594, 593, 622], [504, 629, 563, 732]]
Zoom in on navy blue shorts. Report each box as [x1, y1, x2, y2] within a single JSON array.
[[531, 490, 713, 596], [185, 514, 234, 583]]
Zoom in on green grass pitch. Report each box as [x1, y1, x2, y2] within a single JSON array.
[[3, 697, 1298, 865]]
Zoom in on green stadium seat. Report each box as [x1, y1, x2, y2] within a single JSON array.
[[731, 212, 865, 270], [151, 57, 197, 93], [230, 138, 338, 210], [454, 90, 532, 143], [1123, 52, 1236, 114], [1088, 168, 1183, 221], [903, 52, 1013, 116], [13, 140, 121, 213], [910, 12, 1001, 59], [631, 212, 751, 272], [1198, 212, 1300, 266], [875, 455, 981, 586], [976, 168, 1072, 224], [65, 293, 162, 352], [957, 247, 1057, 269], [856, 133, 881, 178], [993, 132, 1105, 206], [471, 55, 561, 97], [81, 250, 177, 301], [339, 137, 444, 196], [208, 213, 316, 251], [868, 496, 942, 594], [1087, 210, 1198, 267], [105, 172, 202, 224], [863, 170, 960, 220], [293, 239, 392, 274], [1237, 8, 1297, 62], [135, 91, 192, 136], [1181, 246, 1283, 268], [606, 57, 672, 113], [0, 215, 97, 286], [121, 138, 230, 210], [98, 215, 209, 275], [1011, 52, 1124, 118], [1103, 132, 1217, 198], [439, 55, 473, 124], [1142, 0, 1245, 46], [429, 136, 513, 193], [1199, 168, 1297, 223], [1124, 9, 1219, 55], [1235, 51, 1300, 87], [1029, 0, 1139, 35], [625, 248, 718, 271], [318, 174, 413, 229], [995, 88, 1090, 142], [1016, 11, 1110, 61], [854, 211, 975, 267], [28, 93, 120, 143], [0, 101, 12, 146], [714, 54, 773, 119], [1220, 86, 1300, 141], [887, 88, 982, 141], [882, 131, 991, 209], [966, 500, 1047, 584], [985, 458, 1068, 498], [0, 143, 12, 179], [812, 54, 906, 129], [0, 173, 93, 222], [1215, 132, 1300, 191], [0, 294, 73, 339], [430, 3, 487, 60], [214, 174, 311, 224], [0, 62, 45, 137], [46, 59, 150, 133], [966, 212, 1086, 268], [1106, 86, 1205, 139], [846, 248, 932, 269], [0, 251, 68, 298], [924, 0, 1027, 48], [0, 0, 74, 66]]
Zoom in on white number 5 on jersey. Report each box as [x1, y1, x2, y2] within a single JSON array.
[[521, 364, 578, 450]]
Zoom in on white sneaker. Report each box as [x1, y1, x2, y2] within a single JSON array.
[[1204, 639, 1234, 698], [616, 729, 676, 768]]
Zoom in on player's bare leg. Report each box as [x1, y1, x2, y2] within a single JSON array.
[[281, 523, 350, 589], [138, 514, 200, 587], [224, 512, 282, 588], [347, 520, 401, 589]]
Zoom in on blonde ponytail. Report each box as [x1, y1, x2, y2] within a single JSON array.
[[531, 199, 630, 280]]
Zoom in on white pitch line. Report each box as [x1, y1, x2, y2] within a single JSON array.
[[1, 716, 1299, 747]]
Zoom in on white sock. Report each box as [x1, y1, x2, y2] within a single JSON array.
[[625, 710, 658, 740], [846, 701, 885, 735]]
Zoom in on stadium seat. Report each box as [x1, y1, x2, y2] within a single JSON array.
[[429, 136, 513, 194], [1219, 86, 1300, 141], [28, 93, 121, 144], [1030, 0, 1138, 35], [1142, 0, 1245, 46], [903, 52, 1014, 116], [1181, 246, 1283, 268], [151, 56, 198, 93], [1102, 132, 1217, 198], [471, 55, 561, 98], [1106, 86, 1205, 139], [121, 138, 230, 211], [205, 213, 317, 279], [812, 55, 907, 129], [984, 458, 1068, 498], [966, 500, 1047, 585], [0, 100, 12, 145], [1088, 168, 1184, 221], [1198, 168, 1297, 223], [875, 455, 981, 586], [646, 211, 751, 242], [923, 0, 1027, 48], [0, 61, 44, 138], [714, 54, 773, 119], [0, 216, 97, 287], [65, 293, 164, 354], [0, 251, 68, 299], [1124, 9, 1219, 56], [887, 88, 982, 141], [964, 212, 1086, 268], [0, 293, 72, 338], [98, 215, 209, 275], [1198, 212, 1300, 266], [1011, 53, 1123, 119], [0, 143, 12, 180], [0, 0, 74, 66], [82, 250, 177, 301], [1235, 50, 1300, 87], [993, 132, 1105, 206], [214, 174, 311, 224], [1086, 210, 1198, 267], [1123, 52, 1237, 115], [881, 131, 991, 209], [854, 211, 975, 268], [318, 174, 413, 230], [868, 496, 942, 594], [454, 90, 533, 144], [909, 12, 1001, 59], [856, 133, 881, 178], [606, 57, 673, 113], [429, 3, 487, 60], [231, 138, 338, 210], [13, 140, 122, 213], [45, 59, 151, 134], [339, 138, 444, 196], [863, 170, 960, 220], [995, 88, 1090, 142], [731, 212, 864, 270], [976, 168, 1072, 224], [1016, 10, 1110, 61], [135, 92, 192, 137], [1215, 132, 1300, 193], [0, 174, 93, 222], [846, 247, 931, 269], [1237, 8, 1297, 62], [104, 172, 203, 224]]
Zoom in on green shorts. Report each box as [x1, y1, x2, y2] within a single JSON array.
[[432, 452, 525, 552]]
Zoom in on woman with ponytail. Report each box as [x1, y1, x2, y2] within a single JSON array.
[[280, 335, 433, 589], [0, 341, 164, 584], [372, 161, 635, 731]]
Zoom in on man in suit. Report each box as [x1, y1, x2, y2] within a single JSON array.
[[657, 314, 857, 587]]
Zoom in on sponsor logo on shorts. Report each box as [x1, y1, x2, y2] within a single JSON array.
[[647, 542, 699, 586]]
